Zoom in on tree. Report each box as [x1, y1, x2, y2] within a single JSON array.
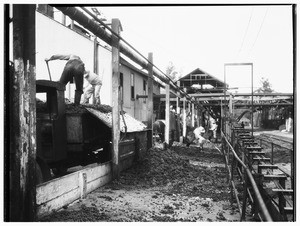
[[166, 61, 180, 81], [255, 77, 274, 93]]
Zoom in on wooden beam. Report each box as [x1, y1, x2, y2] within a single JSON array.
[[10, 4, 36, 221], [165, 83, 170, 145], [36, 162, 112, 218], [147, 52, 153, 149], [111, 18, 121, 179]]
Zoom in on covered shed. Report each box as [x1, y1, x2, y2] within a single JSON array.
[[177, 68, 227, 94]]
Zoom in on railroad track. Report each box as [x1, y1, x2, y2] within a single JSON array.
[[255, 133, 293, 151]]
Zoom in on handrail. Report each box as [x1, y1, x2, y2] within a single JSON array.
[[221, 131, 273, 222]]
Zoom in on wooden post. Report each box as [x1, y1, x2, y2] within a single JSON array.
[[93, 36, 98, 104], [62, 14, 66, 25], [111, 18, 121, 179], [9, 4, 36, 221], [176, 81, 181, 141], [271, 143, 274, 164], [147, 52, 153, 149], [183, 88, 187, 138], [71, 19, 74, 29], [165, 82, 170, 146], [197, 106, 201, 127], [176, 81, 181, 115], [192, 102, 195, 127]]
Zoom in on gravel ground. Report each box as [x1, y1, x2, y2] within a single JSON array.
[[39, 142, 243, 222]]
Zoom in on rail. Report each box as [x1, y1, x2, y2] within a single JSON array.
[[255, 135, 293, 171], [221, 130, 273, 221]]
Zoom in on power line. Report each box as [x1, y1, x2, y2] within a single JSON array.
[[247, 8, 269, 57], [237, 7, 254, 58]]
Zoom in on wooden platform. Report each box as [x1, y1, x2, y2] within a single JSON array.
[[36, 162, 112, 218]]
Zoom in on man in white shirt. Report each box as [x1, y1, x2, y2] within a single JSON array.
[[186, 126, 207, 150], [82, 70, 103, 105]]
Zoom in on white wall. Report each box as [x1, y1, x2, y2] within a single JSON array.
[[32, 11, 159, 120], [35, 12, 112, 104]]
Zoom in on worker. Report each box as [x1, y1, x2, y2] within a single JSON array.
[[208, 116, 218, 142], [82, 70, 103, 105], [45, 54, 85, 104], [186, 126, 207, 150]]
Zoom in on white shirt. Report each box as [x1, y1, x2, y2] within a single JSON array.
[[85, 71, 102, 86], [193, 126, 205, 139]]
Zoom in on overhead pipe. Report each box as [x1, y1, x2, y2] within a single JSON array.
[[54, 6, 186, 97]]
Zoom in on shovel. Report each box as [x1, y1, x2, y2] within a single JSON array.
[[45, 60, 52, 81]]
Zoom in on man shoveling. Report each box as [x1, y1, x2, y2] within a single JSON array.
[[45, 54, 85, 104], [186, 126, 210, 151]]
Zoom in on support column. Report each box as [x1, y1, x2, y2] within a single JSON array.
[[10, 4, 36, 221], [176, 81, 181, 114], [62, 14, 66, 25], [196, 105, 200, 127], [192, 102, 195, 127], [176, 81, 181, 141], [147, 53, 153, 149], [165, 82, 170, 145], [182, 88, 187, 138], [93, 36, 98, 104], [111, 18, 121, 179]]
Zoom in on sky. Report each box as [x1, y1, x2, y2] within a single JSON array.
[[94, 4, 294, 93]]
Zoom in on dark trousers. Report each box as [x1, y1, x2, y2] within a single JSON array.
[[59, 59, 85, 104]]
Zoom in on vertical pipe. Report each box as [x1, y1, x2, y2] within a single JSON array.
[[11, 4, 36, 221], [165, 82, 170, 145], [147, 52, 154, 149], [111, 18, 121, 179]]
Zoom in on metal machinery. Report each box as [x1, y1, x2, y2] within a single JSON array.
[[36, 80, 111, 183]]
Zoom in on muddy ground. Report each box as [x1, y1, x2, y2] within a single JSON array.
[[39, 142, 246, 222]]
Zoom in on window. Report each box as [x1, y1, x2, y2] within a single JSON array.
[[37, 4, 54, 18], [120, 73, 124, 103], [130, 73, 135, 100]]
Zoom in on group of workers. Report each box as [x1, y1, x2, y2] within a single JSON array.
[[45, 54, 103, 105], [47, 53, 218, 150]]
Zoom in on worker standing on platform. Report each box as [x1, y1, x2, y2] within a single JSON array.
[[82, 70, 103, 105], [45, 54, 85, 104]]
